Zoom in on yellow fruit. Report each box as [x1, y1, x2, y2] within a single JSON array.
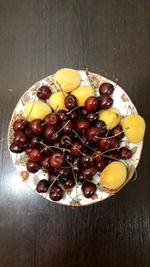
[[100, 161, 127, 190], [98, 108, 121, 129], [122, 114, 146, 143], [54, 68, 81, 92], [24, 100, 51, 120], [71, 86, 94, 106], [49, 91, 66, 111]]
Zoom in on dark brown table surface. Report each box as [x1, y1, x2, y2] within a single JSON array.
[[0, 1, 149, 267]]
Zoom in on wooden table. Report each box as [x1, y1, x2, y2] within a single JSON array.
[[0, 1, 149, 266]]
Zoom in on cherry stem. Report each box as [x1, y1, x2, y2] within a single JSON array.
[[72, 130, 94, 150], [49, 174, 60, 190], [40, 141, 70, 153], [55, 120, 71, 134], [95, 128, 127, 140], [67, 106, 79, 114], [92, 147, 119, 159], [56, 81, 65, 97]]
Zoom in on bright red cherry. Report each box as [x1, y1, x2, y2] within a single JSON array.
[[119, 147, 132, 159], [50, 152, 64, 168], [37, 86, 51, 99], [85, 96, 98, 112], [29, 119, 43, 135], [49, 185, 63, 201], [36, 179, 50, 193], [65, 95, 77, 110], [82, 181, 97, 198], [29, 148, 42, 162], [71, 141, 82, 156], [44, 113, 59, 126], [99, 82, 114, 95]]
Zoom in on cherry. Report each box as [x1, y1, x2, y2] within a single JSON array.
[[50, 152, 64, 168], [29, 119, 43, 135], [26, 160, 40, 173], [30, 136, 41, 148], [29, 148, 42, 162], [13, 120, 27, 132], [49, 132, 59, 142], [69, 110, 79, 121], [99, 82, 114, 95], [86, 127, 100, 143], [119, 147, 132, 159], [58, 168, 72, 178], [82, 181, 96, 198], [111, 138, 120, 149], [76, 120, 90, 133], [111, 125, 124, 138], [86, 113, 98, 123], [71, 141, 82, 156], [44, 113, 59, 126], [36, 179, 50, 193], [65, 95, 77, 110], [94, 120, 106, 134], [93, 150, 103, 163], [97, 159, 107, 172], [37, 86, 51, 99], [80, 154, 93, 167], [48, 174, 59, 184], [64, 178, 75, 189], [41, 146, 52, 156], [41, 157, 53, 173], [61, 121, 74, 134], [81, 166, 97, 179], [49, 185, 63, 201], [25, 147, 32, 155], [44, 125, 55, 141], [85, 96, 98, 112], [80, 107, 89, 116], [14, 131, 28, 147], [98, 138, 112, 150], [58, 110, 68, 121], [65, 153, 74, 163], [77, 174, 85, 183], [106, 151, 119, 162], [10, 143, 24, 153], [98, 94, 113, 109], [59, 134, 72, 148]]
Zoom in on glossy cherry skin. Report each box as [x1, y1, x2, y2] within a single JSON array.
[[10, 143, 24, 153], [82, 181, 97, 198], [48, 174, 59, 184], [86, 113, 98, 123], [71, 141, 82, 156], [13, 120, 27, 132], [98, 138, 112, 150], [65, 95, 77, 110], [99, 82, 114, 95], [41, 146, 52, 156], [50, 152, 64, 168], [44, 125, 55, 141], [58, 168, 72, 178], [80, 107, 89, 116], [94, 120, 107, 134], [36, 179, 50, 193], [69, 110, 79, 121], [77, 174, 85, 183], [119, 147, 132, 159], [29, 119, 43, 135], [64, 178, 75, 189], [98, 94, 113, 109], [26, 160, 40, 173], [30, 136, 41, 148], [14, 131, 28, 147], [44, 113, 59, 126], [80, 154, 93, 167], [76, 120, 90, 133], [29, 148, 42, 162], [85, 96, 98, 112], [58, 110, 68, 121], [65, 153, 74, 163], [86, 127, 100, 143], [106, 151, 119, 162], [37, 86, 51, 99], [97, 159, 107, 172], [81, 166, 97, 179], [111, 125, 125, 138], [49, 185, 63, 201], [59, 134, 72, 148], [25, 147, 32, 155], [41, 157, 53, 173], [93, 150, 103, 163], [111, 138, 120, 149], [61, 121, 74, 134]]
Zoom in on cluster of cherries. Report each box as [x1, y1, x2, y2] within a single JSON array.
[[10, 83, 132, 201]]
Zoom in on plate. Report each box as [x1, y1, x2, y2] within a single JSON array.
[[8, 71, 143, 206]]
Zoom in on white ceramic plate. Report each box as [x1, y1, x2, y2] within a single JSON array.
[[8, 71, 143, 206]]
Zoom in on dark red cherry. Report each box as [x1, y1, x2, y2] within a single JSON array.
[[10, 142, 24, 153], [26, 160, 40, 173], [71, 141, 82, 156], [69, 110, 79, 121], [61, 121, 74, 134], [119, 147, 132, 159], [48, 174, 59, 184], [49, 185, 63, 201], [81, 166, 97, 179], [111, 138, 120, 149], [41, 146, 52, 156], [65, 95, 77, 110], [77, 174, 85, 183], [99, 82, 114, 95], [80, 154, 93, 167], [29, 119, 43, 135], [111, 125, 124, 138], [76, 120, 90, 133], [97, 159, 107, 172], [59, 134, 72, 148], [25, 147, 32, 155], [93, 150, 103, 163], [44, 113, 59, 126], [98, 94, 113, 109], [98, 138, 112, 150], [64, 178, 75, 189], [58, 168, 72, 178], [36, 179, 50, 193], [29, 148, 42, 162], [80, 107, 89, 116], [86, 127, 100, 143], [82, 181, 97, 198], [65, 153, 74, 163], [58, 110, 68, 121], [41, 157, 53, 173], [85, 96, 98, 112], [106, 151, 119, 162], [37, 86, 51, 99], [50, 152, 64, 168], [13, 120, 27, 132], [44, 125, 55, 141], [30, 136, 41, 148], [14, 131, 28, 147], [86, 113, 98, 123], [94, 120, 107, 134]]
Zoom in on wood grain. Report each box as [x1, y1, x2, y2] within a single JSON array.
[[0, 0, 149, 266]]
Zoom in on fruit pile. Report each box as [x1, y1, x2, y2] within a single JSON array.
[[9, 68, 146, 202]]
